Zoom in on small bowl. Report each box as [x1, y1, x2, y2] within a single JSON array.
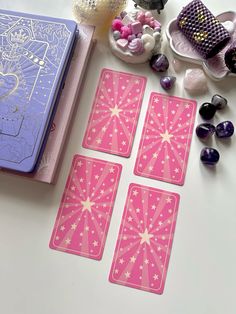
[[109, 10, 162, 64], [166, 11, 236, 80]]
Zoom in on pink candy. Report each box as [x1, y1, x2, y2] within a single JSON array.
[[145, 11, 152, 18], [112, 19, 123, 31], [137, 11, 146, 24], [154, 20, 161, 29], [120, 25, 132, 39], [116, 38, 129, 51], [131, 21, 142, 35]]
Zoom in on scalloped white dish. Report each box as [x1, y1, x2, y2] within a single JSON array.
[[166, 11, 236, 80]]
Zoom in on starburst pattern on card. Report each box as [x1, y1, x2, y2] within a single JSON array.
[[109, 183, 180, 294], [83, 68, 146, 157], [134, 93, 197, 185], [50, 155, 122, 260]]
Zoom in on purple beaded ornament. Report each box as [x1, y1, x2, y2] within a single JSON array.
[[177, 0, 230, 59]]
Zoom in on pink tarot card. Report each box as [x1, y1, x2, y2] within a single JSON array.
[[82, 68, 147, 157], [109, 183, 180, 294], [49, 155, 122, 260], [134, 93, 197, 185]]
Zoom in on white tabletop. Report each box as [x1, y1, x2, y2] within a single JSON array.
[[0, 1, 236, 313]]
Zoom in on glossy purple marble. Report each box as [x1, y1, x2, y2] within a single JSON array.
[[150, 54, 169, 72], [199, 102, 217, 120], [196, 123, 215, 139], [200, 147, 220, 165], [216, 121, 234, 138], [211, 94, 228, 110]]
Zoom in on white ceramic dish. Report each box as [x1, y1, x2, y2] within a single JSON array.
[[166, 11, 236, 80]]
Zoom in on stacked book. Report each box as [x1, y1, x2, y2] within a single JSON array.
[[0, 9, 94, 183]]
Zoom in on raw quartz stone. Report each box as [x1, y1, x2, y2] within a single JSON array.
[[184, 68, 208, 94], [172, 58, 183, 73]]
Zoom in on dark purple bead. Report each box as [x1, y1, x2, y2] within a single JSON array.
[[211, 94, 227, 110], [199, 102, 217, 120], [160, 76, 176, 90], [196, 123, 215, 139], [215, 121, 234, 138], [150, 54, 169, 72], [200, 147, 220, 165]]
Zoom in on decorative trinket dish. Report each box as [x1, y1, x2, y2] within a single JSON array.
[[166, 11, 236, 80], [109, 9, 162, 64]]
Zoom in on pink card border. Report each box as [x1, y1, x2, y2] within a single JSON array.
[[109, 183, 180, 294], [134, 92, 197, 185], [82, 68, 147, 157], [50, 154, 122, 260]]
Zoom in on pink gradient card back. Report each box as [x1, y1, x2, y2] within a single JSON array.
[[82, 68, 146, 157], [109, 183, 180, 294], [134, 93, 197, 185], [50, 155, 122, 260]]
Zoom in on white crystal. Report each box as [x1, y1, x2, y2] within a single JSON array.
[[222, 21, 235, 35], [172, 58, 183, 73], [184, 68, 208, 94]]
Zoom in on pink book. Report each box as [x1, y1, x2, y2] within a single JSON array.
[[0, 24, 95, 184]]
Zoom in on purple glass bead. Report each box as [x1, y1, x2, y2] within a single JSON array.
[[200, 147, 220, 165], [196, 123, 215, 139], [160, 76, 176, 90], [150, 54, 169, 72], [211, 94, 227, 110], [199, 102, 217, 120], [215, 121, 234, 138]]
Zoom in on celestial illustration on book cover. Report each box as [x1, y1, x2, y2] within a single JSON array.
[[0, 11, 73, 165]]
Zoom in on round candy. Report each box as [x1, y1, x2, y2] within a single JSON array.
[[150, 54, 169, 72], [145, 11, 152, 18], [113, 30, 121, 40], [120, 25, 132, 39], [112, 19, 123, 31], [215, 121, 234, 138], [199, 102, 217, 120], [160, 76, 176, 90], [128, 34, 136, 41], [196, 123, 215, 139], [211, 94, 227, 110], [200, 147, 220, 165], [137, 12, 146, 24]]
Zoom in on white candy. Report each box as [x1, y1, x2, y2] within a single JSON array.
[[142, 24, 154, 36], [122, 14, 135, 25], [141, 33, 155, 52]]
